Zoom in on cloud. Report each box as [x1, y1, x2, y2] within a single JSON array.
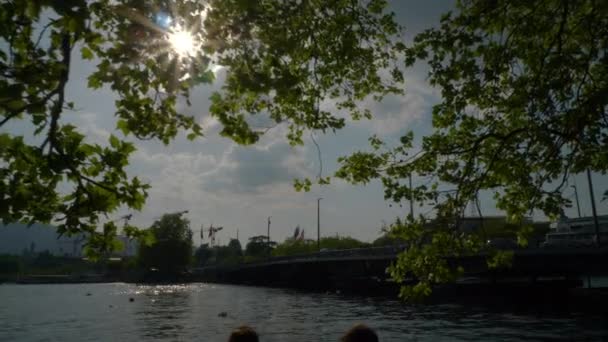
[[70, 112, 112, 144], [119, 130, 322, 244], [313, 67, 437, 138], [362, 75, 438, 136], [131, 148, 217, 201], [126, 123, 315, 210], [203, 138, 314, 194]]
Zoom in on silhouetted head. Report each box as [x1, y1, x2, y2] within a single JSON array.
[[228, 325, 259, 342], [341, 324, 378, 342]]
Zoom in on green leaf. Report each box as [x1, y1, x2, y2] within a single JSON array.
[[81, 46, 94, 60], [87, 75, 102, 89], [116, 120, 130, 135], [109, 135, 120, 148], [6, 99, 25, 110], [67, 18, 79, 32]]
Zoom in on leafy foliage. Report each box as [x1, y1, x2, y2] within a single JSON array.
[[195, 239, 243, 266], [245, 235, 275, 260], [272, 238, 317, 257], [205, 0, 404, 145], [372, 234, 404, 247], [0, 254, 22, 275], [215, 238, 243, 265], [227, 238, 243, 255], [194, 243, 214, 266], [319, 235, 369, 250], [0, 1, 208, 247], [1, 0, 401, 255], [272, 235, 369, 257], [337, 0, 608, 299], [137, 212, 193, 274]]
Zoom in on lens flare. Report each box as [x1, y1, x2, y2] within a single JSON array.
[[168, 26, 197, 58], [155, 12, 172, 29]]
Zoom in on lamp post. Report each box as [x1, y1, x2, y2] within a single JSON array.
[[571, 184, 582, 218], [586, 169, 601, 247], [317, 198, 322, 251]]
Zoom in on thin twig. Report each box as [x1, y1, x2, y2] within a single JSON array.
[[34, 20, 57, 49], [310, 131, 323, 179]]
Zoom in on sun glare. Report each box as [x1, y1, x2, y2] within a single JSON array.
[[156, 10, 220, 75], [168, 27, 197, 58]]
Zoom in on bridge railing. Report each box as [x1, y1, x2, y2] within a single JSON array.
[[246, 244, 408, 265], [193, 245, 608, 273]]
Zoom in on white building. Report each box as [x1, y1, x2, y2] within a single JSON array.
[[543, 215, 608, 247]]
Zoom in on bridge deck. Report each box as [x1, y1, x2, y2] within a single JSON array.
[[194, 246, 608, 277]]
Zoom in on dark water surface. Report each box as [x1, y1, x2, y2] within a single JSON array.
[[1, 283, 607, 341]]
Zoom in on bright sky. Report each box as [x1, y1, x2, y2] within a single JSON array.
[[4, 1, 607, 246]]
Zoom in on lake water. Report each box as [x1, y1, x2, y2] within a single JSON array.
[[1, 283, 607, 341]]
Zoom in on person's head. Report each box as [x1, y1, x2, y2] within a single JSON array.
[[228, 325, 259, 342], [341, 324, 379, 342]]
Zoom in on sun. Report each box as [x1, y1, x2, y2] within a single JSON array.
[[168, 26, 197, 58]]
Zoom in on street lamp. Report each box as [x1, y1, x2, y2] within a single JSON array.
[[586, 169, 601, 247], [571, 184, 582, 218]]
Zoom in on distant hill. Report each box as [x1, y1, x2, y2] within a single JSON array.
[[0, 223, 138, 257], [0, 223, 84, 256]]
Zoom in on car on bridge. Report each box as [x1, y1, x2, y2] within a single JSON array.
[[486, 238, 519, 250]]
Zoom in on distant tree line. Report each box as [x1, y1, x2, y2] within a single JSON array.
[[194, 233, 390, 266], [2, 213, 553, 280], [155, 213, 554, 269]]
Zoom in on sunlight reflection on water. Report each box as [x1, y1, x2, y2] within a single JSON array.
[[1, 283, 607, 341]]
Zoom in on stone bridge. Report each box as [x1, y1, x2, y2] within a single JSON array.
[[192, 246, 608, 294]]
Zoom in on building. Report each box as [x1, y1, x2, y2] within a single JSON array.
[[553, 214, 608, 233], [544, 215, 608, 246]]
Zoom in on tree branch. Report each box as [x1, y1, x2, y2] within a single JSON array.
[[310, 131, 323, 179], [47, 33, 72, 155]]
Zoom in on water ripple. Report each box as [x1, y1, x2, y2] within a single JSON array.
[[1, 283, 607, 341]]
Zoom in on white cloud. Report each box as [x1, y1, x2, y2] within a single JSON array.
[[131, 148, 217, 201], [202, 138, 313, 194], [70, 112, 112, 144], [362, 75, 438, 135]]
